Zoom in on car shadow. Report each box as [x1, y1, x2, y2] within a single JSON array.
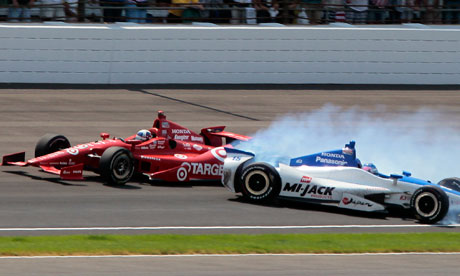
[[3, 170, 141, 189], [3, 170, 87, 187], [147, 179, 222, 188], [228, 195, 417, 223]]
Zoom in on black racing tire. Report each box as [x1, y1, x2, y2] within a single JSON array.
[[239, 162, 281, 203], [410, 185, 449, 224], [34, 134, 71, 157], [99, 147, 134, 185], [438, 177, 460, 193]]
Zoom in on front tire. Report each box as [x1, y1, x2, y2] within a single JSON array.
[[100, 147, 134, 185], [239, 163, 281, 203], [410, 186, 449, 224], [35, 134, 71, 157]]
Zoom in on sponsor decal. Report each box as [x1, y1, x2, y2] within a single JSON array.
[[283, 183, 335, 199], [321, 152, 345, 159], [193, 144, 203, 151], [300, 176, 312, 183], [176, 162, 224, 181], [400, 195, 409, 200], [342, 148, 354, 155], [162, 130, 168, 136], [174, 154, 188, 160], [315, 156, 347, 166], [162, 122, 170, 128], [174, 135, 189, 140], [191, 136, 204, 142], [64, 141, 118, 157], [210, 147, 227, 162], [172, 129, 191, 134], [35, 151, 65, 161], [75, 144, 89, 150], [67, 148, 79, 156], [342, 197, 373, 207], [62, 169, 82, 175], [141, 156, 161, 161], [296, 159, 302, 164]]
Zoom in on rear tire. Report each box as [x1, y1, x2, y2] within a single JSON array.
[[410, 186, 449, 224], [35, 134, 71, 157], [239, 163, 281, 203], [100, 147, 134, 185]]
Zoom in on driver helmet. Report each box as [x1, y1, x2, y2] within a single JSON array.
[[135, 129, 152, 141], [363, 163, 378, 175]]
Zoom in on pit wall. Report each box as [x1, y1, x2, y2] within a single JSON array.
[[1, 24, 459, 84]]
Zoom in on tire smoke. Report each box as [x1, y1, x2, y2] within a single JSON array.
[[236, 104, 459, 183]]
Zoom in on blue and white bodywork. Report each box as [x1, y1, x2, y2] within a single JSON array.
[[222, 142, 460, 224]]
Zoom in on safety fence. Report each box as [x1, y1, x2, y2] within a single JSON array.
[[1, 1, 460, 24]]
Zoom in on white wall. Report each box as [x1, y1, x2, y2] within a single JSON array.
[[1, 24, 459, 84]]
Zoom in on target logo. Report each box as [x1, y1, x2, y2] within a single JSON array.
[[176, 162, 191, 181], [210, 147, 227, 162]]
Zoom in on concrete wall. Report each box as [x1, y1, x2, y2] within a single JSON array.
[[1, 24, 459, 84]]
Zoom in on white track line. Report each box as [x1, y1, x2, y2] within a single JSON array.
[[0, 224, 459, 231], [1, 252, 460, 259]]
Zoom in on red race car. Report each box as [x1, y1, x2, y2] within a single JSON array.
[[1, 111, 250, 185]]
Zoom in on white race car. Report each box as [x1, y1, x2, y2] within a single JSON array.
[[222, 142, 460, 224]]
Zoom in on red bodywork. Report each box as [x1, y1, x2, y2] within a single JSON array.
[[1, 111, 251, 182]]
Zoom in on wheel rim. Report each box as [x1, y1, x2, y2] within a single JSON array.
[[245, 171, 270, 196], [415, 192, 439, 218], [113, 156, 131, 179]]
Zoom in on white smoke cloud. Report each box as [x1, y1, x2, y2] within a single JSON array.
[[236, 104, 460, 183], [235, 104, 460, 224]]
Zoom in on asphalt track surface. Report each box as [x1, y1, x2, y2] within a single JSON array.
[[1, 86, 460, 236], [1, 253, 460, 276]]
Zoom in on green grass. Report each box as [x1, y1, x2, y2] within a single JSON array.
[[1, 233, 460, 256]]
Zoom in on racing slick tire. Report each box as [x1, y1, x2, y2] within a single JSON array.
[[100, 147, 134, 185], [34, 134, 71, 157], [239, 162, 281, 203], [410, 186, 449, 224], [438, 177, 460, 192]]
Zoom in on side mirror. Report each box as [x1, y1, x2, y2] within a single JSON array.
[[100, 132, 110, 140]]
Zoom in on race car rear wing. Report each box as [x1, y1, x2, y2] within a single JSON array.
[[289, 141, 359, 168], [201, 126, 251, 146]]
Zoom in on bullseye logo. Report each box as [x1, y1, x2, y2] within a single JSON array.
[[66, 148, 79, 156], [210, 147, 227, 162], [177, 162, 191, 181]]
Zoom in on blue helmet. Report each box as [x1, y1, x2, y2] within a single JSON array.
[[135, 129, 152, 141]]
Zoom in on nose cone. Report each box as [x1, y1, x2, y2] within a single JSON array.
[[29, 150, 68, 166]]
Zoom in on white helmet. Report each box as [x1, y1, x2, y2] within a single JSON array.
[[135, 129, 152, 141]]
